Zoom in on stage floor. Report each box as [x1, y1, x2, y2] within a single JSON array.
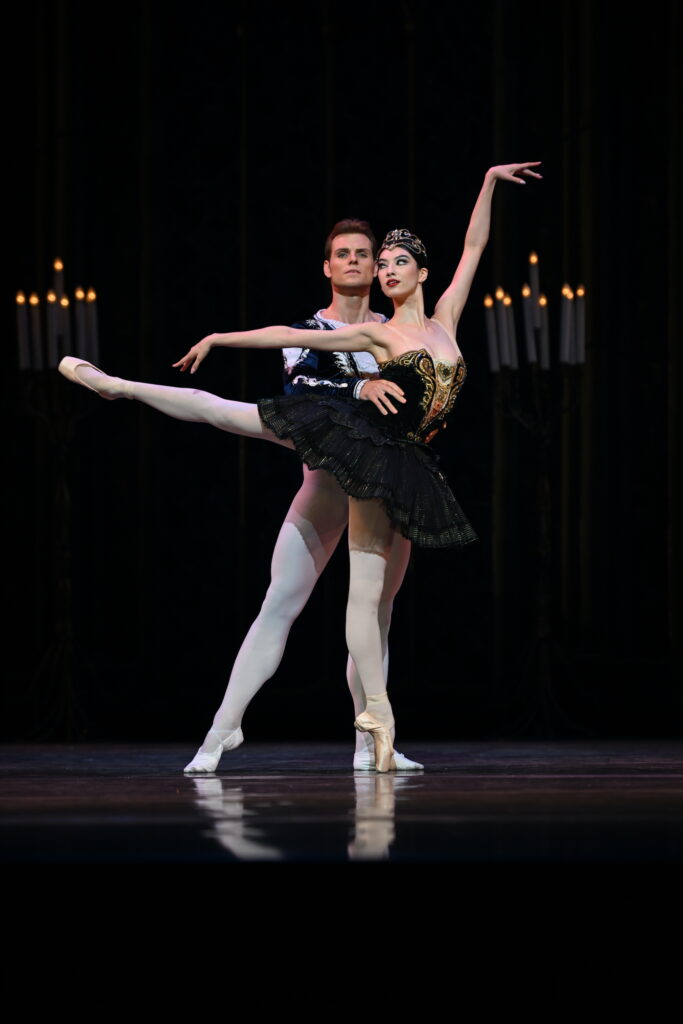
[[2, 741, 682, 863]]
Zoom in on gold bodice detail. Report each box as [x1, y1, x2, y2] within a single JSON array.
[[377, 348, 467, 443]]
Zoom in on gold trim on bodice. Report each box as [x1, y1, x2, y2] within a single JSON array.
[[378, 348, 466, 442]]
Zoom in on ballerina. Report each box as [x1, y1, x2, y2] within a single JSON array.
[[59, 161, 541, 770]]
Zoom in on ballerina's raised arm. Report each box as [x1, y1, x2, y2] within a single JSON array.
[[432, 162, 542, 338]]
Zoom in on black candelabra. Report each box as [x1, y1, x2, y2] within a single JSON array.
[[484, 251, 588, 733]]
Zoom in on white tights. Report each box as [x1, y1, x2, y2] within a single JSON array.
[[203, 476, 410, 755], [74, 365, 411, 750]]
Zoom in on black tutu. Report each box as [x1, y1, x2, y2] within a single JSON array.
[[257, 389, 477, 550]]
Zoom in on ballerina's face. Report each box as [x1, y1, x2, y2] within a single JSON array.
[[323, 233, 377, 291], [376, 246, 428, 299]]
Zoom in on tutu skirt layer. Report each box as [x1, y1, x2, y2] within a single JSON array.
[[258, 393, 477, 550]]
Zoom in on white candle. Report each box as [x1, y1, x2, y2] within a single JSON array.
[[566, 289, 576, 364], [539, 295, 550, 370], [529, 252, 541, 328], [74, 288, 87, 358], [504, 294, 518, 370], [60, 296, 72, 356], [559, 284, 571, 363], [86, 289, 99, 365], [494, 287, 510, 367], [47, 291, 59, 366], [16, 292, 30, 370], [521, 284, 537, 363], [53, 258, 64, 299], [575, 285, 586, 364], [29, 294, 42, 369], [484, 295, 499, 372]]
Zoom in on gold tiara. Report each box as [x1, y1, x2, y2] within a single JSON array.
[[379, 228, 428, 262]]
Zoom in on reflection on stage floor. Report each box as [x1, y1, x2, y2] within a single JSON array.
[[1, 742, 682, 863]]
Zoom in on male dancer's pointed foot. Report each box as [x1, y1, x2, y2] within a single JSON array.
[[183, 727, 244, 774], [58, 356, 133, 400], [353, 748, 424, 771], [354, 711, 396, 773]]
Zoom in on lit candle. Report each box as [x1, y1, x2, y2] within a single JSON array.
[[566, 288, 576, 364], [539, 295, 550, 370], [484, 295, 499, 373], [575, 285, 586, 364], [559, 284, 571, 364], [60, 296, 72, 358], [494, 287, 510, 367], [74, 287, 87, 358], [29, 293, 43, 369], [521, 284, 537, 363], [53, 258, 64, 299], [47, 290, 59, 367], [86, 289, 99, 365], [16, 292, 30, 370], [504, 294, 518, 370], [529, 252, 541, 328]]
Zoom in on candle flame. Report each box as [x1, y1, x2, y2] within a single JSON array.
[[503, 294, 512, 307], [86, 289, 97, 302], [54, 258, 64, 272], [522, 284, 531, 298], [567, 288, 574, 300], [484, 295, 494, 308], [495, 287, 505, 301], [75, 287, 85, 300], [29, 293, 39, 306], [16, 291, 26, 305], [60, 296, 70, 308], [562, 284, 571, 297], [576, 285, 585, 297], [529, 252, 539, 265], [47, 290, 57, 303], [539, 295, 548, 307]]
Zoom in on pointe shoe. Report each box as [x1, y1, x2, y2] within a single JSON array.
[[183, 727, 244, 774], [58, 356, 132, 400], [354, 711, 396, 773], [353, 748, 424, 771]]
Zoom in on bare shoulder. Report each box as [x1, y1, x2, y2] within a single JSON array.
[[427, 316, 464, 361], [429, 314, 456, 341]]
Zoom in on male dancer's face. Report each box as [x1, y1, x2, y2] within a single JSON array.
[[323, 233, 376, 294]]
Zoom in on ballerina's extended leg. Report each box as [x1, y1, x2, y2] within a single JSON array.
[[58, 357, 291, 444]]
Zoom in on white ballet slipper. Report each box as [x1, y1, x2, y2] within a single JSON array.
[[183, 727, 244, 774], [353, 748, 424, 771], [58, 356, 132, 399]]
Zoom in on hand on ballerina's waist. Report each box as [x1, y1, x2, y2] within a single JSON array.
[[358, 378, 407, 416]]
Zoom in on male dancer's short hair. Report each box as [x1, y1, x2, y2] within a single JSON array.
[[324, 218, 378, 260]]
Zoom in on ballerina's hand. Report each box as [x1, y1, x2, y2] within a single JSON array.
[[173, 336, 215, 374], [488, 161, 543, 184]]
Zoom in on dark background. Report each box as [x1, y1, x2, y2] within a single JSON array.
[[5, 1, 681, 742]]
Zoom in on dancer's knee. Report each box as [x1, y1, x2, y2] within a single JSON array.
[[260, 578, 308, 624], [347, 573, 384, 614]]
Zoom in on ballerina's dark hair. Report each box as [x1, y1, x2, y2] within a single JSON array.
[[378, 228, 428, 268], [324, 219, 378, 260]]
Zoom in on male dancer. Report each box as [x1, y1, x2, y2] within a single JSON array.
[[184, 218, 423, 773]]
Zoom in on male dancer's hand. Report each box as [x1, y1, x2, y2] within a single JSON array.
[[359, 379, 407, 415]]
